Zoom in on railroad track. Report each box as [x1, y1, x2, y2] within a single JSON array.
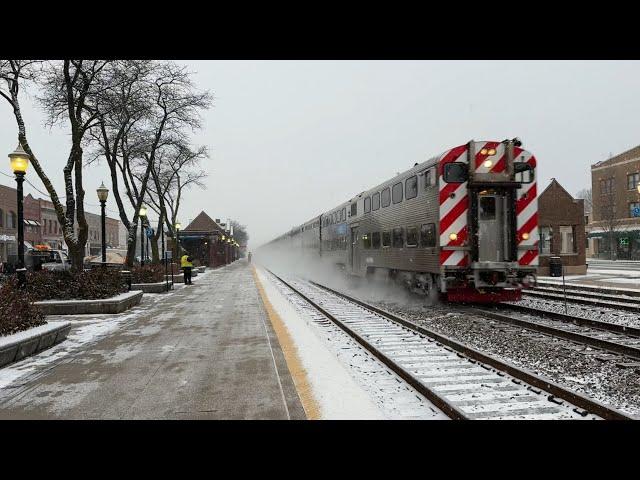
[[523, 285, 640, 312], [266, 269, 631, 420]]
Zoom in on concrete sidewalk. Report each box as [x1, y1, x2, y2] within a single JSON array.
[[0, 261, 305, 419]]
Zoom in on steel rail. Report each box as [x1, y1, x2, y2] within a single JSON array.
[[523, 289, 640, 312], [307, 279, 633, 420], [267, 270, 469, 420]]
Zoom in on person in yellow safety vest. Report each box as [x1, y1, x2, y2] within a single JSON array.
[[181, 254, 194, 285]]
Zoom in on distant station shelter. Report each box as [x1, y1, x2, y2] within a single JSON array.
[[181, 212, 236, 267], [537, 179, 587, 275]]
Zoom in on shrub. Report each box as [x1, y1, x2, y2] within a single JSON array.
[[130, 264, 165, 283], [25, 269, 128, 301], [0, 278, 46, 336]]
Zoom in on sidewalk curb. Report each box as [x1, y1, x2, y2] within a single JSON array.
[[0, 322, 72, 369]]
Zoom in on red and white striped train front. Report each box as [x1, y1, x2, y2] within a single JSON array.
[[437, 139, 538, 302]]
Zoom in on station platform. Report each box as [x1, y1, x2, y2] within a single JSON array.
[[0, 261, 306, 419], [539, 261, 640, 291]]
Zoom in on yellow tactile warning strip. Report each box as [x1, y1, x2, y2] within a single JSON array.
[[252, 266, 321, 420]]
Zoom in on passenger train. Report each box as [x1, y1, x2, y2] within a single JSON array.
[[258, 138, 538, 302]]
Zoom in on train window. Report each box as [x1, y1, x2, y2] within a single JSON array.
[[382, 231, 391, 247], [405, 176, 418, 199], [363, 233, 371, 249], [479, 197, 496, 220], [406, 227, 418, 247], [372, 192, 380, 210], [364, 197, 371, 213], [424, 169, 434, 188], [350, 203, 357, 217], [392, 228, 404, 248], [381, 187, 391, 207], [420, 223, 436, 247], [514, 162, 534, 183], [341, 208, 346, 221], [392, 182, 403, 204], [443, 162, 468, 183], [371, 231, 381, 249]]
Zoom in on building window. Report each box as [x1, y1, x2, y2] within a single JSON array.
[[392, 182, 403, 204], [630, 202, 640, 218], [371, 231, 381, 249], [364, 197, 371, 213], [405, 176, 418, 200], [8, 211, 16, 229], [628, 173, 640, 191], [559, 225, 576, 254], [381, 187, 391, 208], [420, 223, 436, 247], [406, 227, 418, 247], [392, 227, 404, 248], [382, 231, 391, 247], [372, 192, 380, 211], [540, 226, 552, 254], [0, 208, 3, 227], [350, 203, 357, 217], [341, 208, 346, 221], [600, 178, 614, 195], [362, 233, 371, 249]]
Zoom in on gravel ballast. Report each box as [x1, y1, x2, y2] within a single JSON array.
[[360, 297, 640, 417]]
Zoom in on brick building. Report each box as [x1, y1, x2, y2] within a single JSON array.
[[0, 184, 18, 263], [537, 179, 587, 275], [589, 144, 640, 259], [1, 180, 123, 261]]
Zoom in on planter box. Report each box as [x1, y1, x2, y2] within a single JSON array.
[[0, 321, 71, 369], [166, 273, 184, 283], [35, 290, 143, 315], [131, 282, 169, 294]]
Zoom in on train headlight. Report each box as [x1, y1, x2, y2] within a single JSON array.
[[483, 159, 493, 168], [487, 148, 496, 156], [449, 233, 458, 241], [522, 232, 530, 240]]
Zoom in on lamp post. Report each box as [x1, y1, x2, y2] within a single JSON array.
[[96, 182, 109, 267], [175, 222, 182, 260], [139, 204, 147, 266], [9, 144, 29, 286]]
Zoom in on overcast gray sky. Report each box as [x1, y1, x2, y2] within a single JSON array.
[[1, 60, 638, 248]]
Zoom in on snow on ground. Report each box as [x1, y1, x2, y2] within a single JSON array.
[[256, 268, 447, 420], [0, 290, 168, 391], [255, 267, 385, 419], [0, 321, 69, 348]]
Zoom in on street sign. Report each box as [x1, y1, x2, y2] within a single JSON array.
[[633, 207, 640, 217], [620, 237, 629, 246], [164, 251, 172, 260], [146, 227, 155, 238]]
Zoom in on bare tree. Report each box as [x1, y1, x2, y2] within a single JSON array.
[[90, 60, 212, 266], [144, 140, 208, 263], [1, 60, 116, 270], [229, 219, 248, 246], [600, 200, 621, 260], [575, 187, 593, 215]]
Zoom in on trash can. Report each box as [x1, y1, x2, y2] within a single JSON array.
[[549, 256, 563, 277]]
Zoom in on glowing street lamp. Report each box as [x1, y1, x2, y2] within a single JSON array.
[[139, 204, 147, 266], [96, 182, 109, 266], [175, 222, 182, 259], [9, 144, 29, 286]]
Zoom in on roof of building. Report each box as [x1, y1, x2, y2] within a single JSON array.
[[591, 144, 640, 169], [539, 178, 581, 204], [184, 211, 224, 233]]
